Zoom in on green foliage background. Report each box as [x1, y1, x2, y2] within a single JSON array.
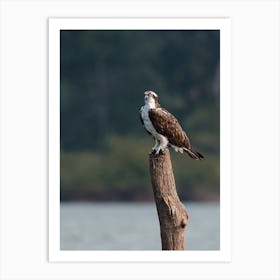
[[60, 30, 220, 201]]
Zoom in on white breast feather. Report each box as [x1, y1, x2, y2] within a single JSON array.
[[140, 105, 158, 136], [140, 105, 169, 154]]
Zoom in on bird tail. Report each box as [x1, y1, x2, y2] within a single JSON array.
[[183, 147, 204, 160]]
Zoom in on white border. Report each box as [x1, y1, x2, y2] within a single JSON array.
[[49, 18, 231, 262]]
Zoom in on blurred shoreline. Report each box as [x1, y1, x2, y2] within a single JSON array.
[[60, 188, 220, 202]]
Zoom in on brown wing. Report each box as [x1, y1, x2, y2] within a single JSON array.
[[149, 108, 191, 148]]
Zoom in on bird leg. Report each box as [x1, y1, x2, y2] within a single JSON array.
[[155, 136, 169, 155], [151, 138, 160, 154]]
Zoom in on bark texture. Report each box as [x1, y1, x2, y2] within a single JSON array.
[[149, 149, 188, 250]]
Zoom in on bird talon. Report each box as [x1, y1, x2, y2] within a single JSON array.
[[155, 148, 164, 155]]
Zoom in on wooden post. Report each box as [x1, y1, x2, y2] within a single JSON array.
[[149, 148, 188, 250]]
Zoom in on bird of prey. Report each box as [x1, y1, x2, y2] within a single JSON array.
[[139, 90, 204, 160]]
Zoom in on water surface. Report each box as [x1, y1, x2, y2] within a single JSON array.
[[60, 202, 220, 250]]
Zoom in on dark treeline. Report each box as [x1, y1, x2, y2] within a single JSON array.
[[60, 30, 220, 201]]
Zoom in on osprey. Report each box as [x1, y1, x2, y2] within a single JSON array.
[[139, 90, 204, 160]]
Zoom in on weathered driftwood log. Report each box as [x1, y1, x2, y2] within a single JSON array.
[[149, 148, 188, 250]]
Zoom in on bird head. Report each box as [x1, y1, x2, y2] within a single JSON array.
[[144, 90, 159, 107]]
